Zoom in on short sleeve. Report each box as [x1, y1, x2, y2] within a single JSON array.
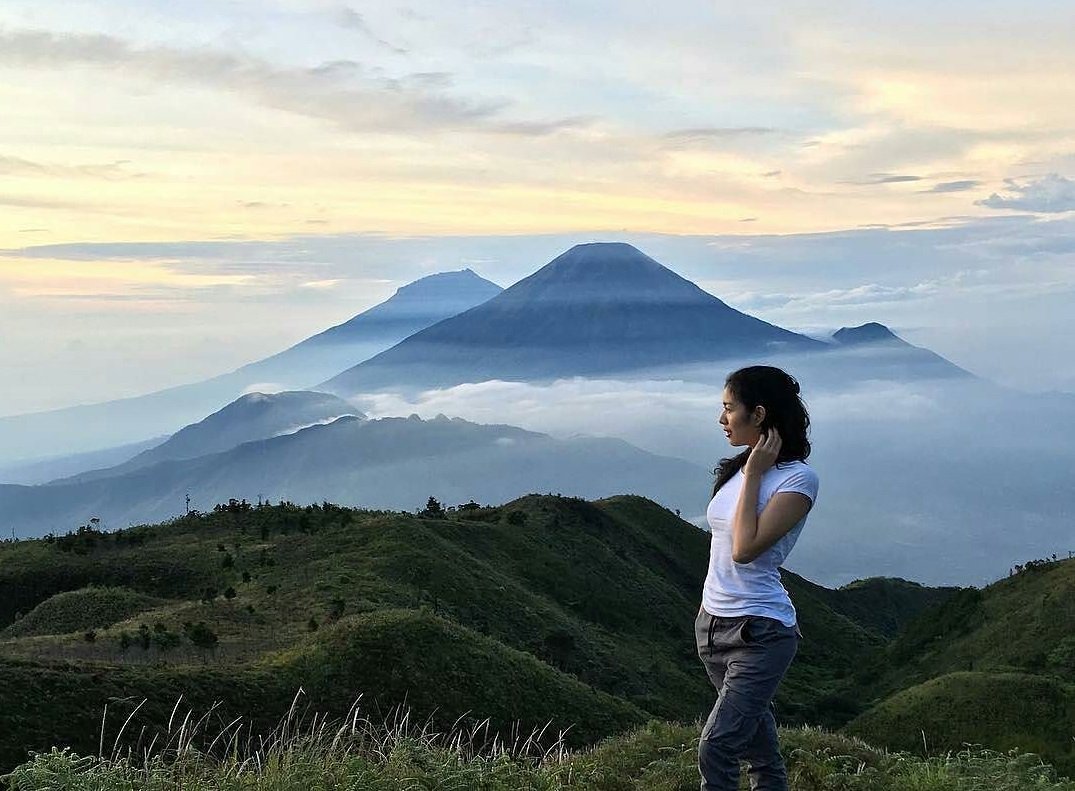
[[774, 465, 819, 505]]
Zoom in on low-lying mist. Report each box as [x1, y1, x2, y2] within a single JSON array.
[[349, 365, 1074, 588]]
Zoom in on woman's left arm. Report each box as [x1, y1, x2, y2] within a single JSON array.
[[731, 428, 813, 564]]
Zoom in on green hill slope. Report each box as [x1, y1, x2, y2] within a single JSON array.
[[843, 556, 1075, 775], [847, 671, 1075, 777], [1, 586, 166, 638], [858, 557, 1075, 696], [0, 609, 646, 771], [0, 494, 951, 772]]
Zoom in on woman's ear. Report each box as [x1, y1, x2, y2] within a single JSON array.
[[753, 405, 766, 426]]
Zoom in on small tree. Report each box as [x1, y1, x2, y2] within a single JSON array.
[[152, 626, 180, 652], [307, 617, 319, 632], [419, 496, 446, 519], [328, 597, 345, 621], [224, 586, 237, 600], [185, 621, 218, 653], [83, 629, 96, 643]]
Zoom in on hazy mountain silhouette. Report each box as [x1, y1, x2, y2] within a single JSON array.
[[821, 322, 975, 380], [231, 269, 503, 385], [0, 415, 709, 538], [0, 437, 167, 486], [320, 242, 828, 395], [51, 391, 363, 485], [832, 322, 909, 347], [0, 270, 502, 467]]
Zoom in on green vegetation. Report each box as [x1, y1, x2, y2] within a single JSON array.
[[848, 671, 1075, 777], [843, 554, 1075, 775], [0, 493, 1069, 783], [5, 714, 1072, 790], [0, 586, 166, 639]]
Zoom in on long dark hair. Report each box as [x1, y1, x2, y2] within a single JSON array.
[[712, 366, 811, 496]]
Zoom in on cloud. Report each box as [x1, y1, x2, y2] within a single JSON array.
[[843, 173, 924, 185], [0, 29, 582, 137], [725, 278, 957, 313], [0, 154, 140, 180], [977, 174, 1075, 213], [663, 127, 781, 145], [334, 7, 409, 54], [921, 179, 980, 193]]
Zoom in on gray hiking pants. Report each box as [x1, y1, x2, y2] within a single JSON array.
[[694, 608, 801, 791]]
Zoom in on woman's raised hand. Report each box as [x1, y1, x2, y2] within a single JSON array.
[[744, 426, 782, 478]]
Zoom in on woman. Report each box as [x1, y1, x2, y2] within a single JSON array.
[[696, 365, 819, 791]]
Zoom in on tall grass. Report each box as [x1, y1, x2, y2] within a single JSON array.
[[3, 698, 1073, 791]]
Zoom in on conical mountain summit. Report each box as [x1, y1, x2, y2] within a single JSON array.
[[320, 242, 826, 394]]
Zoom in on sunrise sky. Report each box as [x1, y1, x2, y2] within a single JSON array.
[[2, 0, 1074, 415]]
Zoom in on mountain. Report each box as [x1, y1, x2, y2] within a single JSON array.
[[319, 242, 828, 395], [832, 322, 909, 347], [0, 270, 502, 467], [0, 436, 166, 485], [0, 415, 711, 538], [825, 322, 974, 379], [0, 494, 950, 771], [228, 269, 503, 385], [51, 391, 363, 485]]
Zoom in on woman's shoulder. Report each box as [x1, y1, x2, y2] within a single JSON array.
[[775, 458, 814, 472], [773, 459, 819, 485]]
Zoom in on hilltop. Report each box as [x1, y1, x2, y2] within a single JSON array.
[[847, 555, 1075, 775], [0, 493, 941, 771]]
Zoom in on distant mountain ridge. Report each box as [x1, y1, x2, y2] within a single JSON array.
[[234, 269, 503, 383], [52, 391, 363, 485], [321, 242, 828, 394], [0, 414, 709, 538], [0, 269, 502, 466]]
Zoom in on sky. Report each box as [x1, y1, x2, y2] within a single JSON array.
[[1, 0, 1074, 416]]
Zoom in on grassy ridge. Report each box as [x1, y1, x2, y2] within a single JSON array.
[[0, 586, 166, 638], [848, 557, 1075, 776], [8, 493, 1021, 779], [0, 609, 647, 772], [847, 671, 1075, 777]]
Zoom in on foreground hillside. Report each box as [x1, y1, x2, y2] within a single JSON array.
[[846, 554, 1075, 775], [0, 494, 941, 771]]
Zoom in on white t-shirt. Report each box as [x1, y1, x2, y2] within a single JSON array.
[[702, 460, 819, 627]]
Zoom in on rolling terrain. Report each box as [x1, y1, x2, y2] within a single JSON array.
[[0, 494, 949, 772]]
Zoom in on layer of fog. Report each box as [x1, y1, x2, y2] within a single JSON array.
[[349, 369, 1075, 588]]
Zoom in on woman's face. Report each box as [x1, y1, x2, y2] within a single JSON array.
[[718, 386, 762, 448]]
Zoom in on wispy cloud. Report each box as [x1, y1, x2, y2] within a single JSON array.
[[844, 172, 924, 185], [0, 154, 141, 180], [662, 127, 782, 146], [334, 6, 409, 55], [977, 174, 1075, 213], [0, 29, 583, 137], [921, 179, 980, 193]]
